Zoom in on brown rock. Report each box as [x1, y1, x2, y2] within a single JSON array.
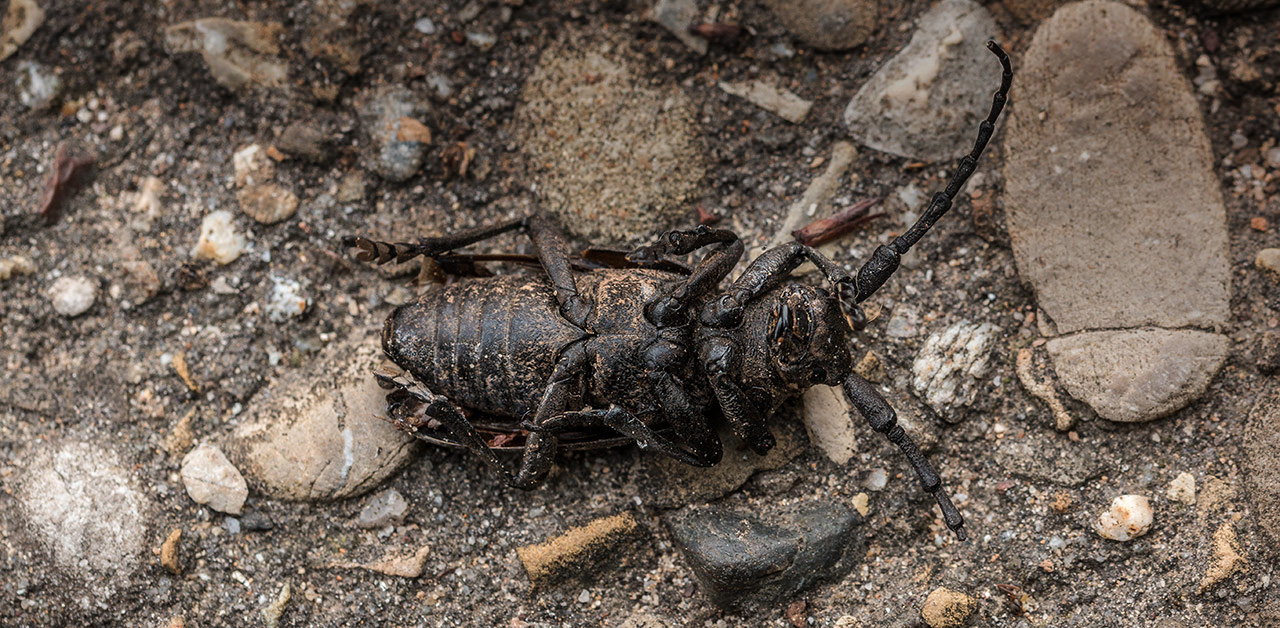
[[1198, 523, 1248, 593], [159, 528, 182, 575], [921, 586, 978, 628], [764, 0, 878, 51], [517, 512, 645, 587]]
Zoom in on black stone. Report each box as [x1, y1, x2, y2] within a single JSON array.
[[664, 500, 864, 609]]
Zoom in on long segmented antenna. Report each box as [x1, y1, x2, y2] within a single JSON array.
[[853, 40, 1013, 303]]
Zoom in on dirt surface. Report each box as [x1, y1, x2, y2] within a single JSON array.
[[2, 0, 1279, 626]]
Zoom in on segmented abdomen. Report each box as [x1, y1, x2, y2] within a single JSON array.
[[382, 275, 583, 418]]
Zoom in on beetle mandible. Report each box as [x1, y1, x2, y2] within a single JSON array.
[[344, 41, 1012, 541]]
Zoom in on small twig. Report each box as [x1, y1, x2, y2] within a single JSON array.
[[791, 198, 885, 247]]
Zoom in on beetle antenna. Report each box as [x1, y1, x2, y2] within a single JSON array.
[[853, 40, 1012, 303]]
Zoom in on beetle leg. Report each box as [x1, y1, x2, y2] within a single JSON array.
[[344, 215, 591, 328], [628, 226, 743, 327], [703, 241, 854, 328], [541, 406, 719, 468], [700, 335, 775, 455], [852, 41, 1012, 303], [842, 373, 968, 541], [644, 338, 724, 467]]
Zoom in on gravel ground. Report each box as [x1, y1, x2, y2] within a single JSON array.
[[2, 0, 1279, 626]]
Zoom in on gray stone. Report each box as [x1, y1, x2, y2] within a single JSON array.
[[357, 488, 408, 529], [664, 500, 864, 609], [1004, 0, 1230, 334], [910, 321, 998, 422], [1045, 329, 1229, 423], [1244, 389, 1280, 554], [228, 334, 419, 501], [513, 34, 704, 244], [16, 441, 149, 581], [181, 443, 249, 515], [765, 0, 878, 51], [843, 0, 1002, 160], [359, 86, 430, 182]]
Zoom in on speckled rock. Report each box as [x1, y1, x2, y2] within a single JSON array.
[[764, 0, 879, 51], [16, 441, 149, 583], [228, 334, 419, 501], [180, 443, 248, 515], [47, 275, 97, 317], [359, 86, 431, 182], [1004, 1, 1230, 423], [514, 33, 704, 243], [1045, 329, 1229, 423], [1244, 389, 1280, 552], [665, 500, 864, 609], [843, 0, 1003, 160], [911, 321, 998, 422]]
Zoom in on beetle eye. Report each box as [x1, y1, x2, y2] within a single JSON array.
[[770, 301, 791, 345]]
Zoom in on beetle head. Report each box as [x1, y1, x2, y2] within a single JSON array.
[[765, 284, 853, 387]]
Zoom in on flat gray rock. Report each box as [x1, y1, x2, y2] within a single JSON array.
[[229, 335, 419, 501], [1046, 329, 1229, 423], [843, 0, 1002, 160], [1004, 0, 1231, 423], [1244, 389, 1280, 555], [1004, 0, 1230, 334]]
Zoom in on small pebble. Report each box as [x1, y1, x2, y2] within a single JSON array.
[[1256, 248, 1280, 279], [194, 210, 247, 265], [48, 275, 97, 317], [1266, 146, 1280, 169], [577, 589, 591, 604], [262, 583, 291, 628], [852, 492, 869, 517], [1251, 217, 1269, 232], [1167, 472, 1196, 506], [1095, 494, 1153, 541], [357, 488, 408, 529], [16, 60, 61, 109], [265, 275, 309, 322], [921, 586, 977, 628], [180, 443, 248, 515], [0, 255, 36, 281], [862, 468, 888, 491], [413, 17, 436, 34]]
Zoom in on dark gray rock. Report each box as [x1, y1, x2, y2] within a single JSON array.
[[664, 500, 864, 609]]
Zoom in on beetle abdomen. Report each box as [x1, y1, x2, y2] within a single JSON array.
[[383, 275, 583, 417]]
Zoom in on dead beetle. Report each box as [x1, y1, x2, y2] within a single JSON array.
[[345, 42, 1012, 541]]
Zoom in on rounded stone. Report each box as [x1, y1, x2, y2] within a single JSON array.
[[764, 0, 878, 51], [228, 334, 419, 501], [513, 34, 705, 244], [180, 443, 248, 515], [48, 275, 97, 317], [921, 587, 978, 628], [1095, 494, 1153, 541]]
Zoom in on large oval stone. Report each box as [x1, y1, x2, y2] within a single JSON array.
[[1003, 0, 1231, 422]]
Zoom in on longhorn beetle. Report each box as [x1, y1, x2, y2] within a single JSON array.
[[345, 41, 1012, 541]]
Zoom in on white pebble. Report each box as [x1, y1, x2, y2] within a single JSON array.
[[862, 468, 888, 491], [194, 210, 247, 265], [48, 275, 97, 317], [1095, 494, 1153, 541], [414, 17, 436, 34], [265, 275, 309, 322]]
